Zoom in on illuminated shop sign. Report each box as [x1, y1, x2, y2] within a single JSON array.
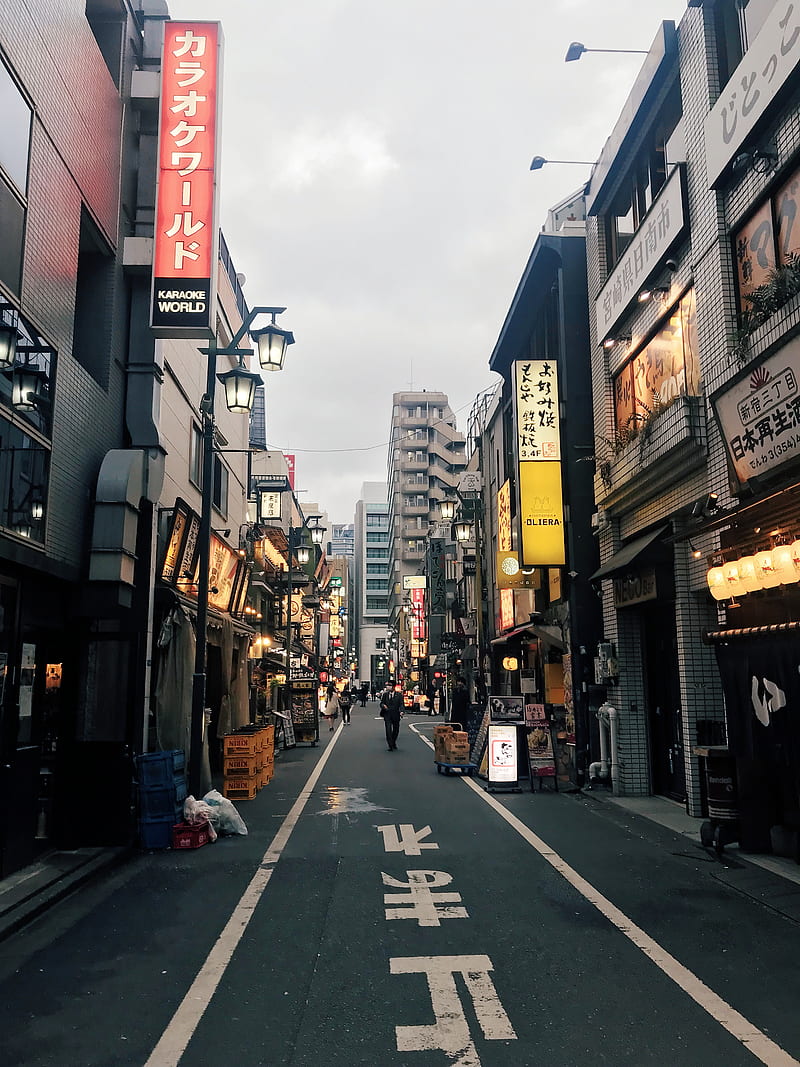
[[152, 22, 222, 337], [514, 362, 565, 566]]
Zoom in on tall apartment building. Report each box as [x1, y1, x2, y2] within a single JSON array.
[[387, 392, 466, 623], [353, 483, 389, 688], [329, 524, 354, 559]]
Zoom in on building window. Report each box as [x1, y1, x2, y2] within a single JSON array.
[[367, 531, 389, 543], [85, 0, 126, 88], [375, 638, 386, 650], [367, 596, 388, 610], [190, 425, 202, 487], [366, 547, 389, 558], [212, 457, 228, 516], [612, 289, 700, 432], [367, 563, 388, 574], [601, 81, 681, 271], [0, 60, 31, 295], [713, 0, 773, 85], [73, 207, 114, 388], [366, 579, 386, 590]]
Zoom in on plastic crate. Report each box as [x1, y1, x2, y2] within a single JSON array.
[[139, 815, 174, 850], [172, 820, 212, 850], [223, 777, 257, 800], [138, 777, 188, 818], [223, 754, 260, 777], [223, 733, 260, 757], [135, 750, 185, 787]]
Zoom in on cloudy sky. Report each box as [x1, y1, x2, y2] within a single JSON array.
[[168, 0, 688, 523]]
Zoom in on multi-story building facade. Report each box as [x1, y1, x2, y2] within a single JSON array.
[[386, 392, 466, 628], [585, 1, 800, 853], [353, 482, 389, 689], [329, 524, 354, 560]]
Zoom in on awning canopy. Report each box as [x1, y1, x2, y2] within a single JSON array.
[[490, 623, 566, 652], [590, 524, 670, 581]]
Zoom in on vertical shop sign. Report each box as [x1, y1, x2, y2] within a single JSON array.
[[152, 22, 222, 337], [515, 361, 565, 566]]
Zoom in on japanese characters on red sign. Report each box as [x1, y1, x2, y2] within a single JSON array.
[[152, 22, 221, 337]]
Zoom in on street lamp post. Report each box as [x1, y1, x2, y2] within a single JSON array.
[[188, 306, 294, 799], [283, 513, 325, 730]]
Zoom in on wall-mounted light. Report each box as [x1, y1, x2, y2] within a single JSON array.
[[602, 334, 631, 350], [687, 539, 702, 560], [637, 286, 670, 304], [12, 361, 47, 410], [731, 146, 778, 176], [691, 492, 719, 519], [564, 41, 648, 63]]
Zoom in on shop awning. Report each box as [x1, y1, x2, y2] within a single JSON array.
[[590, 524, 670, 581], [490, 623, 566, 652]]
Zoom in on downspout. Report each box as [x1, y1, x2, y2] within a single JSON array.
[[590, 703, 611, 783], [606, 703, 620, 792]]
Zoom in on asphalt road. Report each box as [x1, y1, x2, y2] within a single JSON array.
[[2, 703, 800, 1067]]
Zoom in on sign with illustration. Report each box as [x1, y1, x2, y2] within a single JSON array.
[[488, 723, 518, 785], [489, 696, 525, 723], [525, 705, 556, 779]]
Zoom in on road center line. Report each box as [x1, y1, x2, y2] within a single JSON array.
[[144, 724, 343, 1067], [442, 753, 798, 1067]]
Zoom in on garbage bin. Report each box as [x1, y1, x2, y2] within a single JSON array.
[[694, 745, 739, 854]]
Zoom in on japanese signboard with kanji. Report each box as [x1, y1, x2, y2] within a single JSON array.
[[594, 166, 686, 341], [712, 336, 800, 485], [734, 162, 800, 314], [152, 22, 222, 337], [705, 1, 800, 186], [514, 360, 560, 462]]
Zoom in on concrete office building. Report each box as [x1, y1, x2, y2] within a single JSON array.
[[353, 482, 389, 689]]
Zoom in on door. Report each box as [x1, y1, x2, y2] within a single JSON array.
[[643, 603, 686, 801]]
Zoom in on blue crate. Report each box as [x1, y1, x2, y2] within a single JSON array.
[[138, 776, 188, 818], [138, 815, 175, 850], [135, 750, 185, 787]]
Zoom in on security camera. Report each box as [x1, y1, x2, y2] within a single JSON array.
[[665, 258, 678, 272]]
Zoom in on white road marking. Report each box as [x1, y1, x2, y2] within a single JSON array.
[[457, 772, 800, 1067], [378, 823, 439, 854], [383, 870, 468, 925], [143, 724, 343, 1067], [390, 954, 516, 1065]]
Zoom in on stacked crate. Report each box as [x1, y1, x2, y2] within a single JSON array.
[[135, 750, 187, 849], [446, 730, 471, 765], [223, 726, 277, 798], [261, 725, 275, 787], [433, 725, 453, 764]]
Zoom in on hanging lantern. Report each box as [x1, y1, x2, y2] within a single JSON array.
[[296, 544, 310, 565], [12, 362, 46, 410], [440, 499, 455, 520], [0, 319, 18, 370], [772, 544, 799, 585], [250, 321, 294, 372], [754, 550, 781, 588], [737, 555, 762, 593], [310, 520, 326, 545], [217, 361, 261, 413], [722, 561, 743, 596], [453, 519, 473, 542], [707, 566, 727, 600], [502, 656, 519, 670]]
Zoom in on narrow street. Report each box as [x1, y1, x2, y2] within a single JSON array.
[[2, 704, 800, 1067]]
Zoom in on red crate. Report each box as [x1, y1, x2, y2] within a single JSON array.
[[172, 819, 212, 849]]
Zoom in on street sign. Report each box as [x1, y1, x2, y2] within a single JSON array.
[[459, 471, 482, 494]]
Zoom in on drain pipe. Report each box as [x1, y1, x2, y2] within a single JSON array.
[[605, 703, 620, 791], [589, 705, 611, 782]]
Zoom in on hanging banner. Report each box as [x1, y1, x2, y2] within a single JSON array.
[[152, 21, 222, 337]]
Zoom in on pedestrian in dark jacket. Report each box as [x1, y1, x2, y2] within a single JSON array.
[[339, 687, 352, 724], [381, 685, 404, 750], [450, 678, 470, 726]]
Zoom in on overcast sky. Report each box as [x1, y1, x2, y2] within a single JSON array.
[[168, 0, 688, 524]]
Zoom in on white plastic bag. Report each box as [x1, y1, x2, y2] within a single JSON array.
[[202, 789, 248, 835], [182, 796, 218, 841]]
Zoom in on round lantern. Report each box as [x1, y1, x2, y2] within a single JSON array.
[[772, 544, 799, 585], [707, 566, 727, 600], [754, 550, 781, 588], [737, 555, 762, 593], [722, 561, 743, 596]]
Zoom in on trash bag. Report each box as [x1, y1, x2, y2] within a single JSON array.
[[182, 796, 218, 841], [202, 788, 248, 835]]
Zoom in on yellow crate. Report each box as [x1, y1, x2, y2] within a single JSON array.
[[223, 733, 260, 757], [223, 754, 260, 777], [223, 777, 257, 800]]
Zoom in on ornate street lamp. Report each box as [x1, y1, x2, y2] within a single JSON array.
[[188, 305, 293, 797], [453, 519, 473, 543], [250, 307, 295, 372], [0, 316, 18, 370], [439, 499, 455, 520]]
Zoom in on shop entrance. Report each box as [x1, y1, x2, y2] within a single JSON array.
[[643, 602, 685, 801]]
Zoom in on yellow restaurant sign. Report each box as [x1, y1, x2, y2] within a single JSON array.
[[515, 360, 565, 566]]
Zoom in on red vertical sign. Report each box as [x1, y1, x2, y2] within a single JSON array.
[[151, 21, 222, 337]]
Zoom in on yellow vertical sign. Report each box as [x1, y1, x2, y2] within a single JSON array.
[[515, 361, 565, 566]]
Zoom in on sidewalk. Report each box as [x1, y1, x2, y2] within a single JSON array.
[[3, 775, 800, 944]]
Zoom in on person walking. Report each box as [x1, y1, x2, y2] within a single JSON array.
[[339, 686, 352, 725], [322, 690, 340, 732], [381, 684, 404, 751]]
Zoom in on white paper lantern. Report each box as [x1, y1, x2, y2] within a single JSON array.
[[772, 544, 799, 585], [737, 555, 762, 593], [722, 561, 743, 596], [755, 550, 781, 588], [707, 566, 727, 600]]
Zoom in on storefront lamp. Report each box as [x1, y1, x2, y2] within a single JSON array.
[[12, 361, 46, 410], [722, 561, 743, 596], [755, 549, 781, 588], [453, 519, 473, 543], [772, 543, 798, 584], [440, 499, 455, 520], [0, 319, 18, 370], [737, 555, 762, 592], [502, 656, 519, 671], [707, 566, 727, 600], [217, 359, 262, 414], [250, 307, 294, 372]]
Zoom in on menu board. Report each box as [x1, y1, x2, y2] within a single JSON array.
[[488, 723, 518, 786], [470, 706, 491, 770], [525, 704, 557, 788]]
